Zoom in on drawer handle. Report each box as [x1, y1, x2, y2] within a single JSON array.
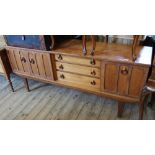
[[58, 54, 63, 60], [90, 80, 96, 85], [59, 64, 64, 70], [60, 74, 65, 79], [90, 59, 96, 65], [121, 66, 128, 75], [21, 57, 26, 63], [21, 35, 25, 41], [30, 58, 35, 64], [90, 70, 96, 76]]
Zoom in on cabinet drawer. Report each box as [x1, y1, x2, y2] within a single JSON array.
[[57, 71, 100, 91], [55, 54, 100, 67], [56, 62, 100, 78]]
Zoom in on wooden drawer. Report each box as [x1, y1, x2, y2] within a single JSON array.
[[57, 71, 100, 91], [55, 54, 100, 67], [56, 62, 100, 78]]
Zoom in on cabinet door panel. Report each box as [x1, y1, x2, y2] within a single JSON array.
[[19, 50, 30, 73], [103, 63, 118, 93], [35, 53, 46, 78], [28, 52, 39, 76], [13, 50, 24, 73], [128, 67, 148, 97], [42, 53, 54, 80], [7, 49, 18, 72], [118, 65, 131, 95]]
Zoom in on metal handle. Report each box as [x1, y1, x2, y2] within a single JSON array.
[[21, 57, 26, 63], [59, 64, 64, 70], [58, 54, 63, 60], [60, 74, 65, 79], [90, 59, 95, 65], [90, 80, 96, 85], [120, 66, 128, 75], [30, 58, 35, 64], [90, 70, 96, 76], [21, 35, 25, 41]]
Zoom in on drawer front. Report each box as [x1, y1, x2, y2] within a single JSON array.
[[57, 71, 100, 90], [55, 54, 100, 67], [56, 62, 100, 78], [5, 35, 46, 50]]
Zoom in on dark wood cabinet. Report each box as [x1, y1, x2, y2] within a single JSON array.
[[4, 35, 52, 50]]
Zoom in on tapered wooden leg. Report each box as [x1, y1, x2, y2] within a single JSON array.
[[8, 79, 14, 92], [24, 78, 30, 92], [117, 102, 124, 117], [139, 97, 145, 120]]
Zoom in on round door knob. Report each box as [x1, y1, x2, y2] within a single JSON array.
[[121, 66, 128, 75]]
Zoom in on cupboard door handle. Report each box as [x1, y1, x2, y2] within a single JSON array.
[[59, 64, 64, 70], [58, 54, 63, 60], [90, 70, 96, 76], [60, 74, 65, 79], [121, 66, 128, 75], [21, 35, 25, 41], [30, 58, 35, 64], [90, 80, 96, 85], [90, 59, 95, 65], [21, 57, 26, 63]]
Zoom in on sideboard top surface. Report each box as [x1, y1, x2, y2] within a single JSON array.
[[52, 39, 153, 66]]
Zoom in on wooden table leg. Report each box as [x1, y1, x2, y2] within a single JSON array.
[[117, 102, 124, 117], [24, 78, 30, 92]]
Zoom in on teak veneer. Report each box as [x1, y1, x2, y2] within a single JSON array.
[[1, 38, 153, 119]]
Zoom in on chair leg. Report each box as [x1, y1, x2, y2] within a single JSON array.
[[117, 102, 124, 117], [8, 78, 14, 92], [139, 101, 145, 120], [24, 78, 30, 92]]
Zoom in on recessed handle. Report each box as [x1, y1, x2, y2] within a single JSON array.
[[90, 80, 96, 85], [90, 70, 96, 76], [120, 66, 128, 75], [59, 64, 64, 70], [60, 74, 65, 79], [21, 57, 26, 63], [58, 54, 63, 60], [90, 59, 96, 65]]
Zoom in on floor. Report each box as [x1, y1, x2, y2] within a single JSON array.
[[0, 74, 155, 120]]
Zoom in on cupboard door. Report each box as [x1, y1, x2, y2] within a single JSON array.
[[19, 50, 31, 74], [28, 52, 39, 76], [42, 53, 54, 80], [101, 62, 119, 93], [128, 66, 148, 97], [117, 65, 131, 95], [7, 49, 18, 72]]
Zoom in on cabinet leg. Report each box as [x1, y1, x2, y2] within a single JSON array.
[[24, 78, 30, 92], [139, 98, 145, 120], [8, 79, 14, 92], [117, 102, 124, 117]]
